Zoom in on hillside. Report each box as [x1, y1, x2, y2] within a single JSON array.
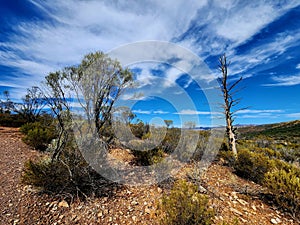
[[238, 120, 300, 140]]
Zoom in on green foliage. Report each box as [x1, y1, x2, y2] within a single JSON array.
[[239, 120, 300, 141], [130, 121, 149, 139], [158, 180, 214, 225], [0, 113, 27, 127], [160, 128, 181, 154], [220, 218, 239, 225], [131, 147, 164, 166], [234, 149, 274, 184], [21, 146, 103, 196], [218, 149, 236, 166], [22, 156, 70, 190], [264, 168, 300, 216], [20, 121, 57, 151]]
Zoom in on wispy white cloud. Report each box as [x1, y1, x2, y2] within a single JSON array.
[[2, 0, 297, 88], [286, 112, 300, 118], [263, 75, 300, 86], [132, 109, 169, 115], [153, 110, 169, 114], [236, 109, 284, 119], [0, 0, 206, 96], [296, 64, 300, 69], [179, 1, 300, 53], [174, 109, 220, 115], [132, 109, 152, 115], [237, 109, 284, 114], [226, 31, 300, 77]]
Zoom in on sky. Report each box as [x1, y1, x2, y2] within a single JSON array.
[[0, 0, 300, 127]]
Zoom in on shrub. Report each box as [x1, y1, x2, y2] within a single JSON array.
[[264, 168, 300, 216], [218, 150, 236, 166], [22, 148, 103, 196], [0, 113, 27, 127], [22, 156, 70, 191], [130, 121, 149, 139], [20, 122, 57, 150], [160, 128, 181, 154], [131, 147, 164, 166], [158, 179, 214, 225], [234, 149, 274, 184]]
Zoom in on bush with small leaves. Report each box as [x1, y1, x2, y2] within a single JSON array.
[[234, 148, 274, 184], [21, 147, 105, 197], [131, 147, 164, 166], [264, 167, 300, 216], [160, 128, 181, 154], [0, 113, 27, 127], [157, 179, 214, 225], [20, 122, 57, 150], [22, 156, 70, 191]]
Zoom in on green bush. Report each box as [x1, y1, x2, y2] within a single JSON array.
[[130, 121, 149, 139], [234, 149, 274, 184], [264, 168, 300, 216], [22, 156, 70, 190], [160, 128, 181, 154], [22, 148, 101, 196], [131, 147, 164, 166], [158, 179, 214, 225], [0, 113, 27, 127], [218, 150, 236, 166], [20, 122, 57, 150]]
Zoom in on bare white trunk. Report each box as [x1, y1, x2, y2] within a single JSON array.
[[227, 122, 237, 158]]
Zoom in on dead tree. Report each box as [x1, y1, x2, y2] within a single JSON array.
[[218, 54, 245, 159]]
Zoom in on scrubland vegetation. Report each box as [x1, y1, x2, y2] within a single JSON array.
[[0, 52, 299, 224]]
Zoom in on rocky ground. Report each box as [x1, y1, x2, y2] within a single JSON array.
[[0, 126, 298, 225]]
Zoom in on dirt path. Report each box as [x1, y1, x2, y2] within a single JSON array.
[[0, 127, 39, 224]]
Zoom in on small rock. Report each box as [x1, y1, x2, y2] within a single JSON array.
[[237, 198, 248, 206], [251, 205, 257, 211], [132, 216, 137, 222], [58, 200, 69, 208], [271, 218, 280, 224], [231, 192, 238, 199], [109, 217, 113, 222], [145, 207, 151, 214], [71, 215, 77, 221], [131, 200, 138, 205], [157, 187, 162, 193], [240, 218, 248, 223], [97, 211, 103, 217], [230, 208, 243, 216]]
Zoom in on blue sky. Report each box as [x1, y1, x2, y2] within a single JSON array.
[[0, 0, 300, 127]]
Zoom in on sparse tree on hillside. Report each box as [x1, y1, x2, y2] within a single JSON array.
[[44, 71, 72, 161], [16, 86, 47, 122], [0, 90, 15, 113], [164, 119, 173, 129], [44, 51, 133, 160], [68, 52, 133, 139], [117, 106, 136, 125], [218, 54, 245, 159]]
